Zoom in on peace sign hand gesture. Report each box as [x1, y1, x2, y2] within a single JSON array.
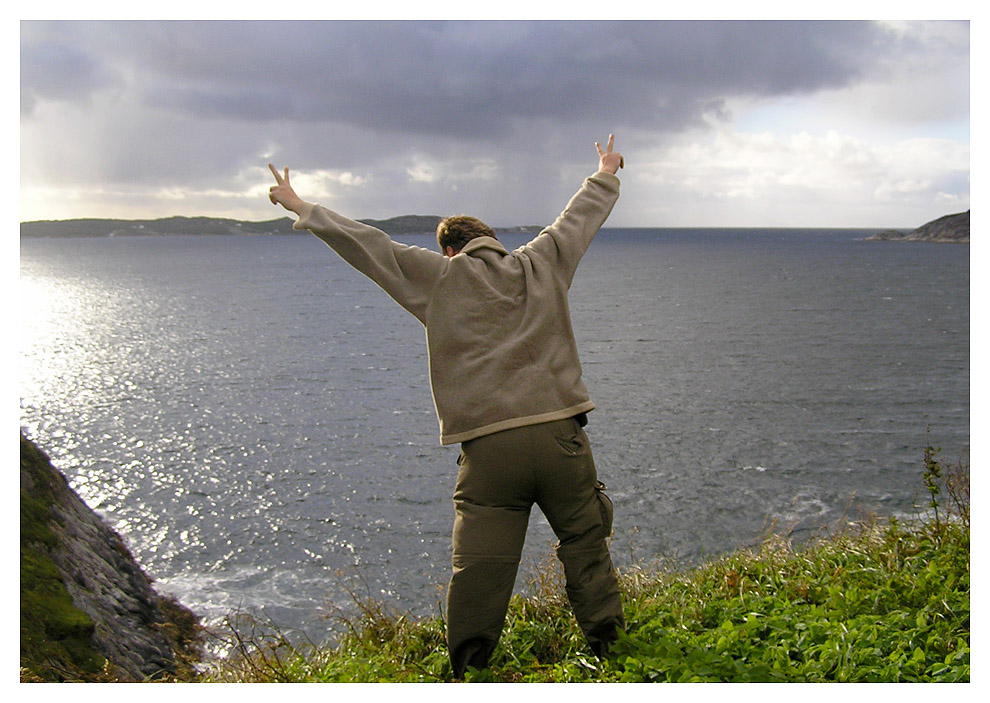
[[268, 163, 304, 214], [595, 134, 625, 175]]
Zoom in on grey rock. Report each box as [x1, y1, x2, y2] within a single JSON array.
[[21, 436, 201, 680]]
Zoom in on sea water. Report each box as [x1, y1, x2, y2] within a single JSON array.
[[19, 228, 969, 641]]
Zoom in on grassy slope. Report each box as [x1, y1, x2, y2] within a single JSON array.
[[202, 512, 969, 683]]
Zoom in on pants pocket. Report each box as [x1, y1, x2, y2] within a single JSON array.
[[594, 480, 614, 537], [554, 428, 589, 456]]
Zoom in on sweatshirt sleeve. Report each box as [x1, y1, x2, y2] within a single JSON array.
[[293, 203, 446, 324], [521, 171, 620, 286]]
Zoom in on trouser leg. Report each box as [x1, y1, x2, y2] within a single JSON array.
[[535, 419, 625, 657], [555, 531, 624, 657], [445, 418, 624, 675], [446, 448, 531, 678]]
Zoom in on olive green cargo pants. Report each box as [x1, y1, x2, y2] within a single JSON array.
[[445, 416, 624, 677]]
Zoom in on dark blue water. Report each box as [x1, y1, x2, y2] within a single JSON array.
[[19, 228, 969, 643]]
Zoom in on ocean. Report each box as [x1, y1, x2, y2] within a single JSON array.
[[19, 228, 970, 643]]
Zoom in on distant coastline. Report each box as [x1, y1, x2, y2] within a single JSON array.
[[19, 214, 543, 238], [866, 210, 969, 243], [21, 211, 970, 241], [20, 215, 297, 239]]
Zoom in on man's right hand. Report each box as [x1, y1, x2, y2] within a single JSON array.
[[595, 134, 625, 175], [268, 163, 305, 214]]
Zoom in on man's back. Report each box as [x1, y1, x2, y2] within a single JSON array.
[[288, 170, 620, 445], [425, 219, 601, 445], [419, 172, 620, 444]]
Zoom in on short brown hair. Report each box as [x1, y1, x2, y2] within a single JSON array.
[[437, 215, 496, 253]]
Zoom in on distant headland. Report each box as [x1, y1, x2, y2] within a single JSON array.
[[867, 210, 970, 243], [19, 214, 542, 238]]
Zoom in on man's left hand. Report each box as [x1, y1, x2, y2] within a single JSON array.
[[596, 134, 624, 174]]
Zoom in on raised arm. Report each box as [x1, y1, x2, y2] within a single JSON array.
[[521, 135, 623, 283], [266, 162, 445, 324]]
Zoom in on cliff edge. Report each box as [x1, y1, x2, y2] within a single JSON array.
[[20, 435, 202, 681]]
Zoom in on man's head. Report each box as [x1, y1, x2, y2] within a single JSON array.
[[437, 215, 496, 257]]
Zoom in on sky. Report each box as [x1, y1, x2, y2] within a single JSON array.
[[18, 17, 971, 229]]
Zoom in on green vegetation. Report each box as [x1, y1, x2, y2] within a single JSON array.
[[203, 450, 969, 683]]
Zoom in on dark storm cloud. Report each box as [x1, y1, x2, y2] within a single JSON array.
[[20, 39, 118, 115], [20, 20, 904, 138], [19, 20, 969, 226]]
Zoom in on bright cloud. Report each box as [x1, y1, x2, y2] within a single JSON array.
[[622, 124, 969, 227]]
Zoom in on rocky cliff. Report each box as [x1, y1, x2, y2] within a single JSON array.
[[20, 435, 202, 681], [868, 210, 970, 242]]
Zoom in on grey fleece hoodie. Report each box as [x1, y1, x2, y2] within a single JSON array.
[[292, 170, 620, 444]]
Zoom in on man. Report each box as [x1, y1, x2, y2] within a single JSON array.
[[268, 135, 626, 677]]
